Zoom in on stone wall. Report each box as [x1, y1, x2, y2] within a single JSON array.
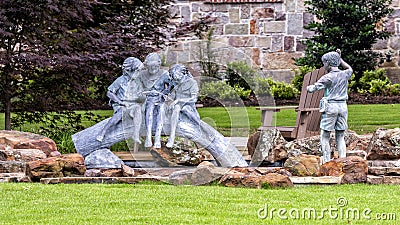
[[166, 0, 400, 83]]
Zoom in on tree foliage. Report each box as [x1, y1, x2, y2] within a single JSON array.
[[296, 0, 393, 87], [0, 0, 208, 130]]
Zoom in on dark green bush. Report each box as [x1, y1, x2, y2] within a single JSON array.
[[296, 0, 393, 89]]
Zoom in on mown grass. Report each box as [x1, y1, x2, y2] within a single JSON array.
[[197, 104, 400, 136], [0, 183, 398, 225]]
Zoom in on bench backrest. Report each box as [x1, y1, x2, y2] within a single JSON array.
[[293, 67, 327, 138]]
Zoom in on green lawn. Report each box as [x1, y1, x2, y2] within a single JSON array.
[[197, 104, 400, 136], [0, 183, 398, 225]]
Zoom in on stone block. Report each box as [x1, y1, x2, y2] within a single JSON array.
[[181, 6, 191, 23], [252, 48, 261, 66], [229, 7, 240, 23], [285, 0, 296, 12], [287, 13, 303, 35], [225, 24, 249, 35], [268, 70, 295, 83], [264, 21, 286, 33], [271, 35, 283, 52], [241, 4, 250, 19], [373, 39, 389, 50], [250, 19, 258, 34], [264, 52, 302, 70], [255, 36, 271, 48], [252, 7, 274, 19], [228, 36, 255, 47], [389, 36, 400, 50], [284, 36, 295, 52]]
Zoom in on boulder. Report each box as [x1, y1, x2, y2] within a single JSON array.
[[249, 129, 287, 166], [218, 167, 293, 188], [189, 161, 228, 185], [319, 156, 368, 184], [284, 154, 320, 176], [12, 149, 47, 162], [84, 148, 124, 169], [285, 130, 370, 158], [367, 128, 400, 160], [84, 168, 123, 177], [0, 161, 26, 173], [0, 130, 59, 157], [150, 142, 204, 167], [168, 161, 228, 185], [27, 154, 86, 181]]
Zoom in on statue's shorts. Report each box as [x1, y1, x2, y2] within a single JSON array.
[[320, 101, 348, 131]]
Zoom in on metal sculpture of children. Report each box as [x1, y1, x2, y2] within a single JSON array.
[[140, 53, 171, 148], [166, 64, 200, 148], [306, 49, 353, 163], [96, 57, 144, 143]]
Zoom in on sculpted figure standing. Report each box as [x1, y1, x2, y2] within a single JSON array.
[[140, 53, 171, 148], [96, 57, 144, 143], [166, 64, 200, 148], [307, 49, 353, 163]]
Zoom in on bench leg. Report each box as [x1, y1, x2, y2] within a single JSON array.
[[261, 110, 274, 127]]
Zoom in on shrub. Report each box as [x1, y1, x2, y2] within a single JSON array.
[[351, 68, 400, 96], [292, 65, 316, 91], [199, 81, 240, 101], [296, 0, 393, 89], [255, 78, 299, 99], [225, 61, 258, 91]]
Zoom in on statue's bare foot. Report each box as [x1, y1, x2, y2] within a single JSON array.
[[154, 142, 161, 149], [166, 141, 174, 148], [96, 135, 104, 142], [144, 138, 152, 148]]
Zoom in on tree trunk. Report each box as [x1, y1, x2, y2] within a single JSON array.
[[4, 98, 11, 130]]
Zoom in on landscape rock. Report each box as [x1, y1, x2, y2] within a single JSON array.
[[190, 161, 228, 185], [61, 154, 86, 176], [218, 167, 293, 188], [150, 141, 204, 167], [84, 148, 124, 169], [0, 130, 59, 157], [319, 156, 368, 184], [0, 161, 26, 173], [168, 161, 228, 185], [249, 129, 287, 166], [367, 128, 400, 160], [284, 154, 320, 176], [12, 149, 47, 162], [84, 168, 123, 177], [27, 154, 86, 181], [285, 130, 369, 158], [27, 157, 64, 181]]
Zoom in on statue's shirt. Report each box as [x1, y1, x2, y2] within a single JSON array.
[[313, 68, 353, 101]]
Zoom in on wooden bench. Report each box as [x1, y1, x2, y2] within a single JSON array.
[[257, 67, 327, 140]]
